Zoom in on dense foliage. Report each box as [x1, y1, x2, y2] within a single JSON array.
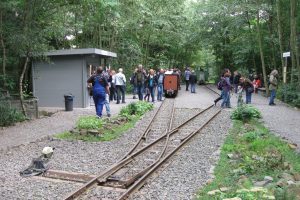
[[0, 0, 300, 107], [277, 83, 300, 107], [0, 102, 26, 126]]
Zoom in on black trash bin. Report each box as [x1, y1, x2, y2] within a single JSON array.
[[64, 94, 74, 111]]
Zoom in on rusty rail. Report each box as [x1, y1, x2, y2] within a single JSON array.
[[204, 84, 221, 96], [118, 109, 222, 200], [64, 104, 214, 200]]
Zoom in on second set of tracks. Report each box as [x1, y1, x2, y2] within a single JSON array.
[[59, 98, 222, 199]]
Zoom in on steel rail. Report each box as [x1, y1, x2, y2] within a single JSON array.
[[204, 84, 221, 96], [118, 108, 222, 200], [64, 104, 213, 200], [119, 105, 176, 187], [121, 98, 171, 160]]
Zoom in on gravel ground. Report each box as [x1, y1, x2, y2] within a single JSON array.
[[246, 94, 300, 152], [0, 97, 140, 152], [0, 106, 158, 199], [130, 109, 231, 200], [0, 85, 231, 199], [208, 84, 300, 152]]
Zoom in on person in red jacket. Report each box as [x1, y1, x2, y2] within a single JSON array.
[[252, 75, 261, 93]]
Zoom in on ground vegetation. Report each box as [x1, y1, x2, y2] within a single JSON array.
[[197, 108, 300, 199], [54, 101, 153, 142]]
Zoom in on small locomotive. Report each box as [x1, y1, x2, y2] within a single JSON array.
[[163, 70, 180, 97]]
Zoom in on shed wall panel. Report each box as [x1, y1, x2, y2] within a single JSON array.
[[33, 56, 84, 107]]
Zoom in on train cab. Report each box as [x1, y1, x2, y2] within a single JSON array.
[[163, 71, 180, 97]]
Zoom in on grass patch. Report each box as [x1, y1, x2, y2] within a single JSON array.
[[76, 116, 105, 130], [99, 116, 139, 141], [54, 101, 153, 142], [196, 119, 300, 200]]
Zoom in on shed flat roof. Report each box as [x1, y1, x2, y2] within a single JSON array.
[[45, 48, 117, 58]]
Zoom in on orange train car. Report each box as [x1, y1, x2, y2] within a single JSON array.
[[163, 71, 180, 97]]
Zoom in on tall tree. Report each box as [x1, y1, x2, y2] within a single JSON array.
[[276, 0, 285, 81], [290, 0, 300, 85], [256, 8, 269, 95]]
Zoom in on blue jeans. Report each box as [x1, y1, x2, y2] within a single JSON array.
[[191, 83, 196, 93], [245, 91, 252, 104], [93, 92, 105, 117], [137, 84, 144, 100], [133, 85, 137, 96], [104, 94, 110, 115], [157, 83, 163, 101], [269, 89, 276, 105], [149, 86, 155, 102], [221, 90, 231, 108]]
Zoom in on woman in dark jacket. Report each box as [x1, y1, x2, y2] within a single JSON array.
[[146, 69, 158, 102], [87, 67, 109, 118], [239, 76, 254, 104], [189, 70, 197, 93]]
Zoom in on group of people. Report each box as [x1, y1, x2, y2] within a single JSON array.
[[87, 66, 128, 118], [214, 68, 279, 108], [87, 64, 169, 118], [130, 64, 166, 102]]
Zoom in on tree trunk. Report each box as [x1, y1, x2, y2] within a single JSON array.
[[256, 10, 269, 95], [144, 33, 151, 67], [0, 10, 6, 76], [290, 0, 300, 85], [267, 14, 277, 71], [19, 56, 30, 117], [276, 0, 285, 81]]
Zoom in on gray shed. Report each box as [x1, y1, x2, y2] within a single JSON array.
[[32, 48, 117, 108]]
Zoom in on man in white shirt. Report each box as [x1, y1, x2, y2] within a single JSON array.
[[114, 68, 126, 104]]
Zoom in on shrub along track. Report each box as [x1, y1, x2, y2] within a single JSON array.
[[58, 100, 221, 200]]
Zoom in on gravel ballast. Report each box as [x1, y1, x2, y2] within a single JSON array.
[[130, 110, 231, 200], [1, 86, 232, 199]]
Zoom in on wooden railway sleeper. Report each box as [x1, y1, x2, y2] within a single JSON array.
[[64, 105, 212, 200]]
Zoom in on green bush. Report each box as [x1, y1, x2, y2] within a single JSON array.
[[243, 131, 260, 142], [0, 102, 26, 126], [231, 105, 261, 122], [120, 101, 153, 117], [277, 83, 300, 108], [76, 116, 105, 130]]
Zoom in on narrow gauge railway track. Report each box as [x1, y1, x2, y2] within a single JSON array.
[[64, 104, 221, 200], [122, 98, 175, 158], [204, 84, 221, 96]]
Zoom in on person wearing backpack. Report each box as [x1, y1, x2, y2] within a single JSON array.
[[239, 76, 254, 104], [221, 68, 232, 108], [134, 64, 147, 101], [214, 73, 225, 105], [269, 69, 278, 106], [87, 66, 109, 118]]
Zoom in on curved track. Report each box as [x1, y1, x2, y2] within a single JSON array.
[[64, 99, 221, 200]]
